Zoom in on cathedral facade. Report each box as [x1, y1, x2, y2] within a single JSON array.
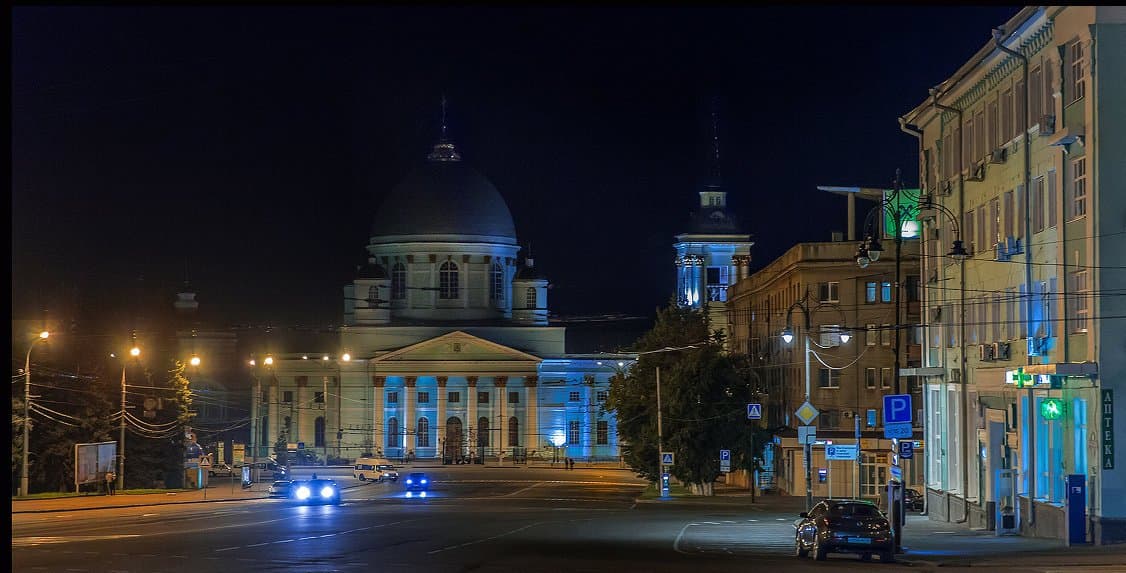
[[248, 136, 633, 464]]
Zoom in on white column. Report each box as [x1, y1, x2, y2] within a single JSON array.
[[295, 379, 307, 443], [587, 381, 597, 459], [525, 376, 539, 453], [372, 377, 385, 456], [404, 377, 417, 455], [436, 377, 448, 459], [466, 377, 479, 457], [267, 381, 279, 452], [496, 376, 508, 451]]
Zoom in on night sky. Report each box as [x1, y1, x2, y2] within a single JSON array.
[[13, 5, 1022, 330]]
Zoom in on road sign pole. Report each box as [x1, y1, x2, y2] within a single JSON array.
[[855, 414, 861, 499], [805, 441, 813, 510]]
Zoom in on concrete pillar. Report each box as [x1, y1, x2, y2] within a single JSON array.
[[295, 377, 308, 444], [525, 375, 539, 453], [436, 376, 447, 460], [404, 376, 417, 456], [466, 376, 479, 458], [495, 376, 508, 451], [586, 379, 597, 460], [372, 376, 385, 455]]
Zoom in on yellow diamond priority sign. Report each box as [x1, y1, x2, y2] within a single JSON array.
[[795, 401, 819, 425]]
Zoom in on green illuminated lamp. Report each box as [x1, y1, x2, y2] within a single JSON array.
[[1013, 367, 1034, 388], [1040, 398, 1065, 420]]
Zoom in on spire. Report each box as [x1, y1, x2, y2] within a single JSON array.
[[428, 94, 461, 162], [708, 95, 722, 189]]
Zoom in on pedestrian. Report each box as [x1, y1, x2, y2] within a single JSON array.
[[105, 471, 116, 495]]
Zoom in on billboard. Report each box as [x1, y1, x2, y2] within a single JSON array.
[[74, 441, 116, 488]]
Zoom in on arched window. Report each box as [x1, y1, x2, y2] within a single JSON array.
[[439, 261, 459, 299], [391, 263, 406, 300], [417, 417, 430, 447], [526, 287, 537, 309], [314, 417, 325, 447], [477, 417, 490, 447], [508, 416, 519, 447], [490, 262, 505, 303], [367, 285, 380, 305], [387, 417, 399, 447]]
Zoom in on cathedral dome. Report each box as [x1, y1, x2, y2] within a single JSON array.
[[370, 142, 517, 244]]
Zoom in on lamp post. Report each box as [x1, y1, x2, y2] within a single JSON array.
[[635, 344, 704, 497], [20, 330, 50, 497], [782, 300, 851, 511], [118, 344, 141, 491]]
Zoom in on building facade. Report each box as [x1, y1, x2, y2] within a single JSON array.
[[248, 134, 633, 464], [902, 6, 1126, 543], [727, 239, 922, 498]]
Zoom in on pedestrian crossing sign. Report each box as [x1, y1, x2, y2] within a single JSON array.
[[747, 403, 762, 420], [661, 452, 674, 465]]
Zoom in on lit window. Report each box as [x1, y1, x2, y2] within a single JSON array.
[[568, 421, 580, 444], [865, 282, 877, 303], [526, 287, 538, 309], [881, 281, 892, 303], [490, 262, 505, 304]]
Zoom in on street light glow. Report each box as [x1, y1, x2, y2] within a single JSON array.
[[249, 359, 256, 366], [781, 327, 794, 344], [264, 356, 274, 366], [130, 347, 141, 357], [190, 355, 201, 366], [342, 353, 351, 362], [39, 331, 50, 339]]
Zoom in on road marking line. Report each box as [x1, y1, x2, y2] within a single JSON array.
[[214, 547, 241, 552], [504, 482, 544, 497], [427, 521, 547, 554], [673, 522, 697, 555]]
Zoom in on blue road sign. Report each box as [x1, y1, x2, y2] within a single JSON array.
[[899, 441, 914, 459], [889, 465, 903, 481], [747, 403, 762, 420], [661, 452, 674, 465], [719, 449, 731, 461], [884, 394, 913, 424], [884, 421, 913, 439], [297, 442, 305, 450]]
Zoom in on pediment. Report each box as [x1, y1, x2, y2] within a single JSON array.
[[371, 331, 542, 364]]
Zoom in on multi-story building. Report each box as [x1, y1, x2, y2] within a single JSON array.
[[728, 237, 922, 499], [901, 6, 1126, 543]]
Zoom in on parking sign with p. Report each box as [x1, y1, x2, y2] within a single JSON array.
[[883, 394, 912, 425]]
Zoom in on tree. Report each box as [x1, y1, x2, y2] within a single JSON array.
[[606, 302, 768, 495]]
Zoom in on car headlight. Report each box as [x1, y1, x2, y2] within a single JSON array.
[[295, 486, 311, 500], [406, 479, 413, 484], [320, 486, 335, 499], [420, 479, 428, 484], [419, 491, 427, 498]]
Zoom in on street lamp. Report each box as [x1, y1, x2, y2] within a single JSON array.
[[119, 343, 141, 491], [20, 330, 50, 496], [856, 170, 968, 396], [781, 300, 851, 511]]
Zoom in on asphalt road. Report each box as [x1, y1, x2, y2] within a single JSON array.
[[11, 467, 1123, 573]]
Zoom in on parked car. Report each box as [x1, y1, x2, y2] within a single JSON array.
[[250, 460, 288, 482], [289, 478, 341, 505], [208, 463, 236, 478], [794, 499, 894, 563], [268, 480, 292, 498]]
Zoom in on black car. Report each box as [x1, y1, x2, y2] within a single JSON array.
[[289, 478, 341, 505], [404, 472, 429, 491], [795, 499, 894, 562], [903, 488, 924, 512]]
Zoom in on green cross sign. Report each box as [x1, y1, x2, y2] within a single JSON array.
[[1014, 367, 1034, 388], [1041, 398, 1065, 420]]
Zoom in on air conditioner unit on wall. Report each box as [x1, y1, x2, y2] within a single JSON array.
[[994, 241, 1011, 262], [1040, 115, 1056, 136], [966, 160, 986, 182], [1027, 336, 1049, 357], [990, 148, 1008, 164], [979, 344, 995, 361], [1005, 236, 1023, 256]]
